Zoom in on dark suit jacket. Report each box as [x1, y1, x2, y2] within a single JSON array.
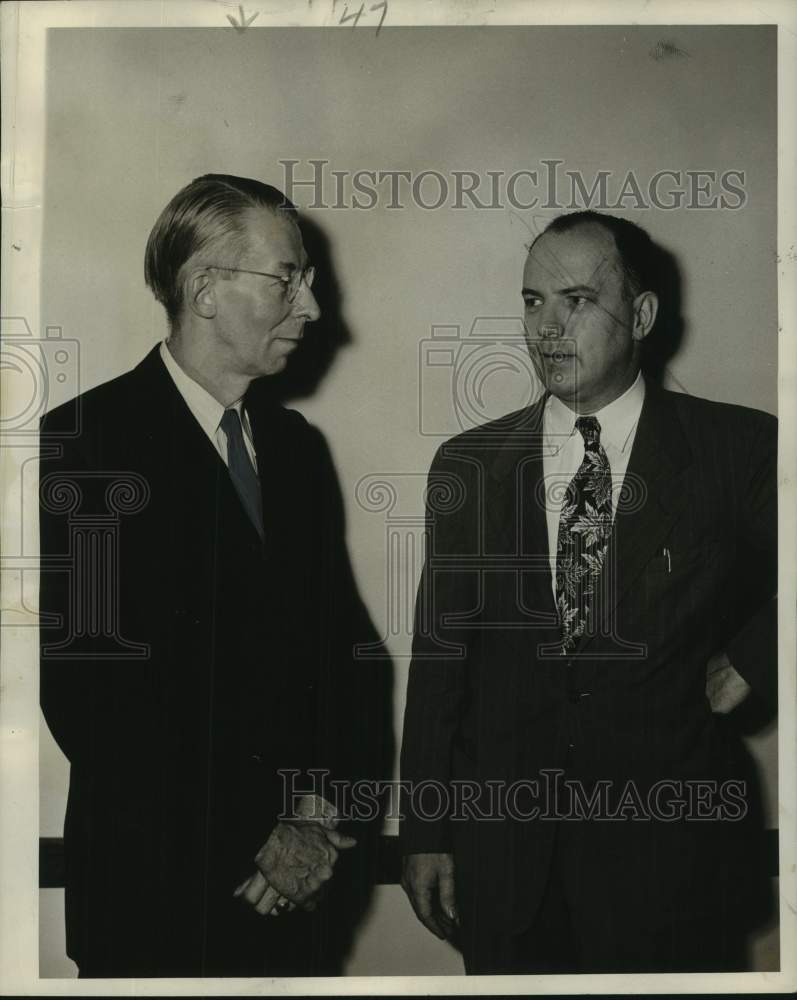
[[39, 345, 366, 976], [400, 381, 777, 968]]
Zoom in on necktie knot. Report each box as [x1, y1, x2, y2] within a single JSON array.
[[220, 407, 243, 440], [575, 415, 601, 447]]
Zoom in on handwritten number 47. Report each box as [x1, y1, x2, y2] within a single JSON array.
[[339, 1, 388, 36]]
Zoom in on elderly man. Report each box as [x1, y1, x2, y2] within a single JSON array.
[[39, 174, 359, 977], [401, 211, 776, 973]]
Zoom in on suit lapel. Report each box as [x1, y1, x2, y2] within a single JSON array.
[[590, 381, 693, 642], [132, 345, 224, 477], [131, 346, 266, 549], [486, 398, 558, 629]]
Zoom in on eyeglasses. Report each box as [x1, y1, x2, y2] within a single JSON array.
[[206, 263, 315, 303]]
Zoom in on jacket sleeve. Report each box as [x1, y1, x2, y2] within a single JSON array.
[[399, 444, 475, 855], [725, 409, 778, 707]]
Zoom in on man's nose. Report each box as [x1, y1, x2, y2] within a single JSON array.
[[528, 300, 565, 341], [293, 280, 321, 322]]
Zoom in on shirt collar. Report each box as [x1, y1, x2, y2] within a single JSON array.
[[544, 371, 646, 454], [159, 341, 245, 437]]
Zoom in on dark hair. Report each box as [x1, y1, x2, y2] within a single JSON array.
[[144, 173, 297, 327], [532, 210, 659, 300]]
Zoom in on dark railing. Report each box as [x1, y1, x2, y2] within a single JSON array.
[[39, 831, 778, 889], [39, 835, 403, 889]]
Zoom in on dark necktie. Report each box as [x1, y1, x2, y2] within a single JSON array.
[[555, 415, 613, 653], [219, 408, 264, 541]]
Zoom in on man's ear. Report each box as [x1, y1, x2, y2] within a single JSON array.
[[184, 268, 217, 320], [632, 290, 658, 342]]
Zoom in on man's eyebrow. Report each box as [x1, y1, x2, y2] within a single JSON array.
[[520, 283, 600, 297], [558, 284, 600, 296], [275, 256, 310, 272]]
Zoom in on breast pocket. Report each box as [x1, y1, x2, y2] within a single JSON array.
[[639, 538, 727, 644], [646, 539, 723, 578]]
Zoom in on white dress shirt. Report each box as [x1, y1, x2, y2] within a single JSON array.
[[159, 341, 258, 471], [542, 372, 646, 596]]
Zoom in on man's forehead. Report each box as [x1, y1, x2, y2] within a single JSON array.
[[525, 222, 622, 288], [242, 206, 304, 263]]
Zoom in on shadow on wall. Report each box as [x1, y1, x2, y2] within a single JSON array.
[[262, 215, 352, 403], [255, 213, 395, 973], [641, 238, 687, 387]]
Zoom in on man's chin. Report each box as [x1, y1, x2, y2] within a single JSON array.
[[260, 355, 290, 377]]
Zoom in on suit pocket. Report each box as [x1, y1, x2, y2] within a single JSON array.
[[645, 539, 722, 578], [638, 539, 726, 646]]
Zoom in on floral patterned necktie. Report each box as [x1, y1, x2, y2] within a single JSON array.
[[555, 415, 613, 653]]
